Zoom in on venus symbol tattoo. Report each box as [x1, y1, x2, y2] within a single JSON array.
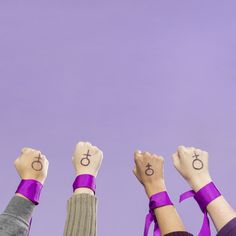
[[80, 150, 92, 166], [145, 163, 154, 176], [192, 152, 204, 170], [31, 154, 43, 171]]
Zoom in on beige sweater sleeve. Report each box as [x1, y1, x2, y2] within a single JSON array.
[[63, 194, 97, 236]]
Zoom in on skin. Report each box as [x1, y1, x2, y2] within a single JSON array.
[[72, 142, 103, 196], [173, 145, 236, 232], [133, 150, 186, 235], [14, 147, 49, 201]]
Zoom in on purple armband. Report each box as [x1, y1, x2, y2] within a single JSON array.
[[73, 174, 96, 193], [144, 191, 173, 236], [16, 179, 43, 205], [179, 182, 221, 236]]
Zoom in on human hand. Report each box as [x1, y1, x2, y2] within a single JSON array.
[[72, 142, 103, 177], [133, 150, 166, 198], [14, 147, 49, 185], [172, 145, 212, 191]]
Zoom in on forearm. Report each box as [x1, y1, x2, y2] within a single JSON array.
[[0, 196, 35, 236], [63, 193, 97, 236], [207, 196, 236, 231], [191, 178, 236, 232], [154, 206, 186, 235], [145, 183, 185, 235]]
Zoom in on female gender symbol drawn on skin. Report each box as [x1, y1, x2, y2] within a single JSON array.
[[31, 154, 43, 171], [145, 163, 154, 176], [192, 152, 204, 170], [80, 150, 92, 166]]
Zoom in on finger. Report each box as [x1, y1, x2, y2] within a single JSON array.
[[14, 158, 19, 166], [177, 145, 186, 157], [91, 146, 101, 155], [143, 151, 151, 156], [153, 154, 164, 162], [40, 154, 47, 161], [46, 159, 50, 169], [134, 150, 142, 156], [195, 148, 202, 155], [133, 167, 137, 176], [98, 150, 103, 159], [134, 150, 142, 162], [133, 168, 141, 183], [21, 147, 30, 154], [75, 141, 87, 150], [29, 149, 41, 156], [172, 152, 180, 167], [76, 141, 86, 146], [202, 151, 208, 157], [85, 142, 92, 147], [185, 147, 194, 154]]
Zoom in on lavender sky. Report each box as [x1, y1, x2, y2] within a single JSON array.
[[0, 1, 236, 235]]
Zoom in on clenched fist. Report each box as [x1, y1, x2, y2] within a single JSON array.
[[72, 142, 103, 177], [14, 147, 49, 185], [133, 151, 166, 197], [172, 145, 212, 191]]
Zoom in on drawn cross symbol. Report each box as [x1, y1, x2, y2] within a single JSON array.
[[145, 163, 154, 176], [80, 150, 92, 166], [31, 154, 43, 171], [193, 153, 200, 159], [192, 152, 204, 170]]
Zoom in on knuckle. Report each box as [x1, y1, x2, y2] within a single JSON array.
[[76, 141, 84, 147], [134, 150, 140, 157], [143, 151, 150, 156]]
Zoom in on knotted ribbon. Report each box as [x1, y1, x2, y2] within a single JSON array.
[[179, 182, 221, 236], [144, 191, 174, 236], [73, 174, 96, 194]]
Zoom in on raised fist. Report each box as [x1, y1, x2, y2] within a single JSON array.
[[14, 147, 49, 184], [133, 151, 166, 197], [172, 145, 212, 191], [72, 142, 103, 177]]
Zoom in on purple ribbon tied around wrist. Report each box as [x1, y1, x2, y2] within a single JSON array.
[[179, 182, 221, 236], [16, 179, 43, 236], [73, 174, 96, 193], [16, 179, 43, 205], [144, 191, 174, 236]]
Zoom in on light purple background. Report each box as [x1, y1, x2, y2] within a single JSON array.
[[0, 1, 236, 235]]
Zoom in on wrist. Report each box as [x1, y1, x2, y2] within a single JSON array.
[[15, 193, 31, 201], [144, 180, 166, 198], [20, 176, 45, 185], [73, 174, 96, 194], [74, 188, 94, 196], [15, 179, 43, 205], [188, 176, 212, 192], [76, 171, 96, 178]]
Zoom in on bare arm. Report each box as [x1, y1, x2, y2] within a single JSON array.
[[192, 180, 236, 232], [173, 146, 236, 232], [134, 151, 189, 235]]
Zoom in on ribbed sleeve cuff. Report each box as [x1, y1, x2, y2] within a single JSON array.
[[4, 196, 35, 225], [63, 193, 97, 236]]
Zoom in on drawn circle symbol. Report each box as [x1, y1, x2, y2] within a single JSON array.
[[192, 158, 203, 170], [80, 158, 90, 166], [31, 156, 43, 171], [145, 168, 154, 176]]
